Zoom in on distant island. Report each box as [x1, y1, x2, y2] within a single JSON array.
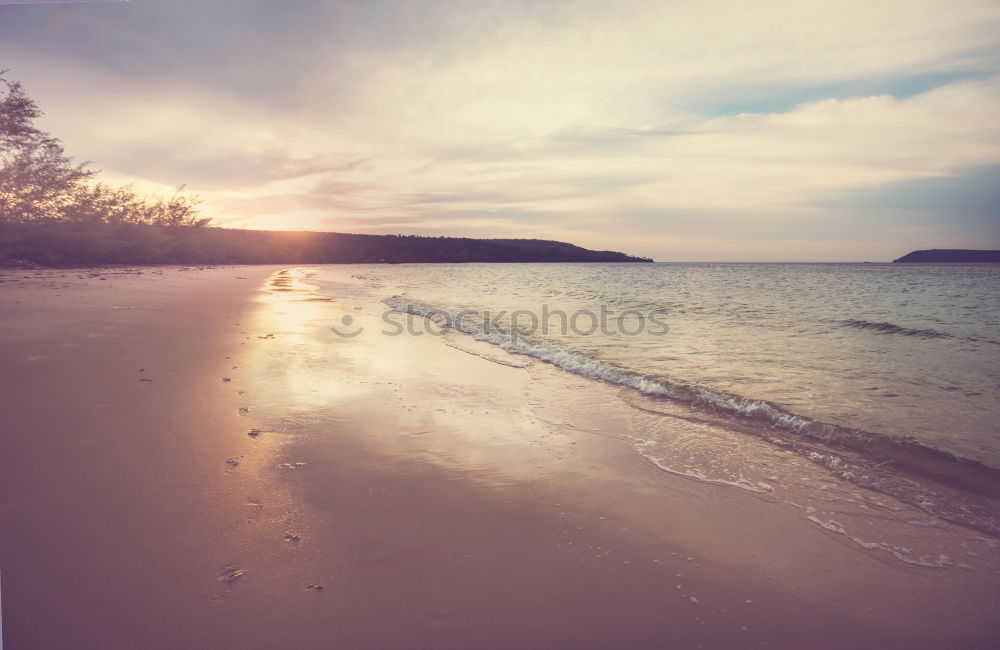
[[893, 249, 1000, 263], [0, 221, 653, 266]]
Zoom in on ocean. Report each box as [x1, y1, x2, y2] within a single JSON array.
[[308, 262, 1000, 538]]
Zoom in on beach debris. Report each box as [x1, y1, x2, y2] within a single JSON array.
[[238, 407, 250, 415], [306, 584, 324, 591], [257, 333, 275, 339], [247, 428, 263, 438], [278, 462, 307, 469], [225, 458, 240, 468], [218, 564, 248, 584], [283, 533, 301, 542], [222, 377, 231, 382], [139, 378, 153, 382]]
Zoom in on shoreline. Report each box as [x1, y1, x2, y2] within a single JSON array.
[[385, 293, 1000, 534], [1, 266, 998, 648]]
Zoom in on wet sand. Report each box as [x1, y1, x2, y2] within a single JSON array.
[[0, 266, 997, 649]]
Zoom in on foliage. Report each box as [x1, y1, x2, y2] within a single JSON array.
[[0, 69, 207, 227]]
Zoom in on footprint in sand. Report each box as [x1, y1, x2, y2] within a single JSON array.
[[222, 377, 231, 382], [278, 462, 306, 469], [218, 564, 248, 584], [225, 458, 241, 469], [306, 584, 324, 591], [247, 428, 265, 438], [238, 407, 250, 415], [283, 533, 301, 543]]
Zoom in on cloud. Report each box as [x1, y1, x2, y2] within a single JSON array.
[[1, 0, 998, 260]]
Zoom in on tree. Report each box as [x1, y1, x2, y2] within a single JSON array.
[[0, 70, 94, 221], [0, 69, 209, 227], [61, 182, 209, 227]]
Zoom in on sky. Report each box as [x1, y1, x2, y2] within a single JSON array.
[[1, 0, 998, 261]]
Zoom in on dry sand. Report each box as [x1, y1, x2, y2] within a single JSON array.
[[0, 266, 997, 649]]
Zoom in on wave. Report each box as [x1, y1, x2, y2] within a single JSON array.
[[384, 295, 1000, 535], [805, 516, 956, 568], [840, 319, 1000, 345], [840, 319, 951, 339]]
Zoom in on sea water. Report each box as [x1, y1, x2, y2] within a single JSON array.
[[309, 262, 1000, 535]]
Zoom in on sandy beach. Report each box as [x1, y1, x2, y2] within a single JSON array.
[[1, 266, 998, 650]]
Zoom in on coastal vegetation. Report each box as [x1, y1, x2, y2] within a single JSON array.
[[0, 70, 206, 228], [0, 221, 651, 266]]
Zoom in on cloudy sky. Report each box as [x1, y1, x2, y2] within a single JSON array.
[[1, 0, 998, 260]]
